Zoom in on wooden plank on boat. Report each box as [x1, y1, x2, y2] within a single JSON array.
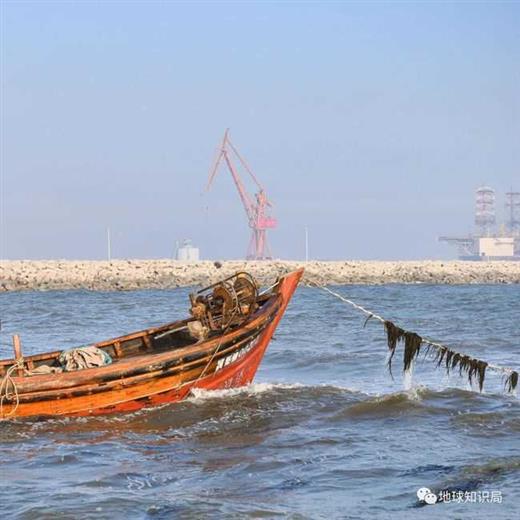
[[12, 335, 24, 377]]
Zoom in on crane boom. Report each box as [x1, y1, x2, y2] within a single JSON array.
[[205, 130, 277, 259]]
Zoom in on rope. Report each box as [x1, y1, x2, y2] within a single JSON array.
[[190, 308, 240, 387], [0, 358, 26, 420], [306, 281, 517, 381], [258, 280, 280, 297]]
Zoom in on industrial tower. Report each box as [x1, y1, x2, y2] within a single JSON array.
[[206, 130, 277, 260], [505, 190, 520, 255], [474, 186, 496, 237], [505, 190, 520, 236]]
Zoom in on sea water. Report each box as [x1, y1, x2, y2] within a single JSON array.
[[1, 285, 519, 518]]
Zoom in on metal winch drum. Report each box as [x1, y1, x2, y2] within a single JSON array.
[[189, 272, 259, 331]]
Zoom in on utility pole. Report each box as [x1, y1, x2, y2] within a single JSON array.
[[305, 227, 309, 262], [107, 227, 111, 262]]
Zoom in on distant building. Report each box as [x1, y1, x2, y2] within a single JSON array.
[[176, 239, 200, 261], [478, 237, 515, 259]]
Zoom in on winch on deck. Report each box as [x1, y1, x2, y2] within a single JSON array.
[[189, 272, 259, 332]]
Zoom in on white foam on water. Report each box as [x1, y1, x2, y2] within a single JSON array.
[[403, 362, 414, 391], [186, 381, 368, 404], [187, 382, 304, 402]]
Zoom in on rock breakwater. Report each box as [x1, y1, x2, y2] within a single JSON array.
[[1, 260, 519, 291]]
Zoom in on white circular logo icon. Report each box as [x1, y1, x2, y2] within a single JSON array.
[[417, 487, 438, 505], [424, 492, 438, 505], [417, 487, 430, 501]]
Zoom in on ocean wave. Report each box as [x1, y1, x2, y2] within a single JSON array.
[[2, 382, 517, 441], [419, 457, 520, 502], [187, 382, 306, 402]]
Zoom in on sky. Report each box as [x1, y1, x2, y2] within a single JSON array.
[[1, 1, 518, 260]]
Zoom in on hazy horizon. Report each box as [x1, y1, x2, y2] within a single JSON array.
[[1, 1, 518, 261]]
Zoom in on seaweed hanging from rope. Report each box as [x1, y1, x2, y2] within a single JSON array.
[[456, 356, 488, 392], [413, 338, 488, 391], [403, 332, 423, 372], [504, 371, 518, 393], [384, 321, 405, 376], [384, 321, 491, 391]]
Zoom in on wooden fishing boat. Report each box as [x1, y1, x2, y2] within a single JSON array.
[[0, 269, 303, 419]]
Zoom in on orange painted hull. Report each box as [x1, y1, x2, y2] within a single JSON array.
[[1, 269, 303, 419]]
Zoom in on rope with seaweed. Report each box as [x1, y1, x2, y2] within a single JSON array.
[[307, 282, 518, 393]]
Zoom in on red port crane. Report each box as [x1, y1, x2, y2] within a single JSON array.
[[206, 129, 277, 260]]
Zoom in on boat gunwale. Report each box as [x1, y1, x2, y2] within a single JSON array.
[[13, 325, 268, 403], [0, 319, 192, 368], [11, 291, 281, 393]]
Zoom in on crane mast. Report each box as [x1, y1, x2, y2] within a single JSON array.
[[206, 130, 277, 260]]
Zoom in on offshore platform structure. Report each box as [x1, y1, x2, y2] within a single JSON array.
[[206, 130, 277, 260], [440, 186, 520, 260], [505, 190, 520, 238], [474, 186, 496, 237]]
